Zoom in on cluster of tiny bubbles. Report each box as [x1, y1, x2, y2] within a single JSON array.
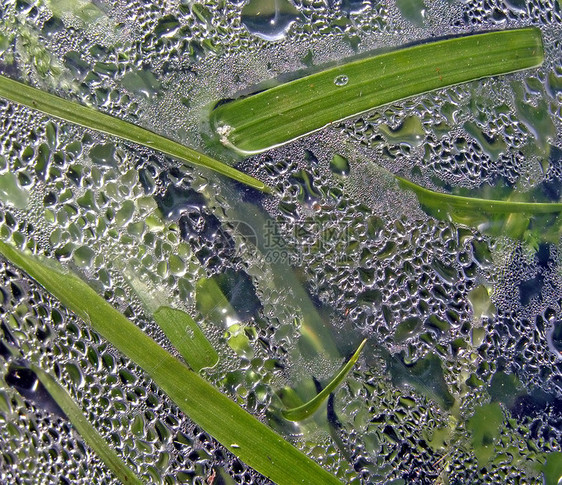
[[480, 243, 562, 391], [0, 101, 47, 164], [334, 347, 556, 484], [342, 66, 559, 189], [241, 98, 561, 479], [250, 140, 485, 356], [0, 260, 128, 484], [455, 0, 562, 26], [326, 360, 455, 484], [289, 0, 397, 41], [449, 239, 562, 469], [0, 388, 115, 484], [107, 0, 226, 71]]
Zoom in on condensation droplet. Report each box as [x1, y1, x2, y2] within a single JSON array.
[[0, 172, 28, 210], [241, 0, 300, 41], [73, 246, 96, 269], [330, 154, 350, 176], [334, 75, 349, 86]]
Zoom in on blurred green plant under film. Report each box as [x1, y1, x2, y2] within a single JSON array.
[[0, 1, 562, 484]]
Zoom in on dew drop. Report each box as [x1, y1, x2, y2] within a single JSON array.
[[0, 172, 28, 210], [334, 74, 349, 86], [330, 154, 350, 176], [241, 0, 300, 41], [73, 246, 96, 269]]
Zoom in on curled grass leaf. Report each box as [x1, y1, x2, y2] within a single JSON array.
[[0, 74, 272, 193], [27, 363, 144, 485], [282, 339, 367, 421], [211, 28, 544, 154], [0, 240, 341, 485]]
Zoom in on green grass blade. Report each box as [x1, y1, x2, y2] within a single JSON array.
[[27, 363, 145, 485], [396, 176, 562, 214], [282, 339, 367, 421], [0, 240, 341, 485], [153, 306, 219, 372], [396, 175, 562, 243], [0, 74, 271, 193], [211, 28, 544, 154]]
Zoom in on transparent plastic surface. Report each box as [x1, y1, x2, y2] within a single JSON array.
[[0, 0, 561, 483]]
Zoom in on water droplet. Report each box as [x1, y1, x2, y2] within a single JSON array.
[[122, 69, 161, 101], [241, 0, 300, 41], [73, 246, 96, 269], [334, 74, 349, 86], [330, 154, 350, 176], [546, 320, 562, 359], [0, 172, 28, 210], [378, 116, 425, 147], [464, 121, 507, 161]]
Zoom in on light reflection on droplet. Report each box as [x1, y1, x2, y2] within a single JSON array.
[[334, 74, 349, 86]]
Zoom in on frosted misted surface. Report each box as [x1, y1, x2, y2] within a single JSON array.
[[0, 0, 561, 483]]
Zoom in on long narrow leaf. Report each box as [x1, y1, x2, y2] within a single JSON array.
[[282, 339, 367, 421], [396, 176, 562, 214], [0, 240, 341, 485], [27, 363, 145, 485], [0, 74, 271, 193], [211, 28, 544, 154], [396, 175, 562, 242]]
